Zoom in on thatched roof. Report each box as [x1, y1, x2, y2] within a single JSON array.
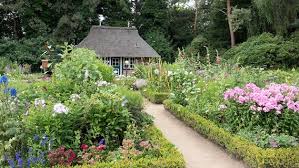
[[77, 26, 160, 58]]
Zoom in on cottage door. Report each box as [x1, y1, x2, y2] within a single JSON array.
[[111, 57, 121, 75]]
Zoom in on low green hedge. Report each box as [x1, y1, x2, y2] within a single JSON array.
[[142, 90, 169, 104], [163, 99, 299, 168], [72, 126, 185, 168]]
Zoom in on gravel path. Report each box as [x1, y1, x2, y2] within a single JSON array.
[[144, 101, 246, 168]]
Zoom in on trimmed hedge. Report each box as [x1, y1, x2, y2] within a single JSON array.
[[163, 99, 299, 168], [72, 126, 185, 168], [142, 90, 169, 104]]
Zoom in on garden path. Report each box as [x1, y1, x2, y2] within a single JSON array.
[[144, 101, 246, 168]]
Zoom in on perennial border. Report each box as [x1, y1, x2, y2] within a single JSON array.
[[163, 99, 299, 168], [72, 126, 185, 168]]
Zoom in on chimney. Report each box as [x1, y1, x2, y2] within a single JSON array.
[[98, 14, 105, 26]]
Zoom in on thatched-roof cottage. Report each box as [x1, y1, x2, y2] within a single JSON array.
[[77, 26, 160, 75]]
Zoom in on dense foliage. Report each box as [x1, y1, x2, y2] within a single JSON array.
[[223, 33, 299, 68], [53, 48, 113, 83], [0, 49, 175, 167]]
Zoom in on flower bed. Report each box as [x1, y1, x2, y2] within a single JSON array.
[[72, 126, 185, 168], [0, 48, 184, 167], [164, 99, 299, 168]]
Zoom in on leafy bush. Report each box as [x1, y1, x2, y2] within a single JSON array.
[[168, 70, 200, 106], [53, 48, 113, 83], [0, 37, 59, 71], [223, 33, 299, 68], [24, 91, 131, 150], [237, 128, 298, 148]]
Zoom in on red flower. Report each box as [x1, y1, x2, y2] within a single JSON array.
[[96, 144, 106, 151], [81, 144, 89, 151], [65, 149, 76, 165]]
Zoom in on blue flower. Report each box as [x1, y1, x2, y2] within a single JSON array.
[[99, 138, 105, 145], [41, 135, 49, 147], [10, 88, 17, 97], [33, 135, 40, 141], [4, 154, 15, 168], [15, 152, 23, 168], [0, 75, 8, 85]]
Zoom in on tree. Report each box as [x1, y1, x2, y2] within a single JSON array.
[[96, 0, 132, 27], [169, 7, 195, 48], [144, 30, 174, 62], [0, 0, 23, 39], [134, 0, 170, 35], [227, 0, 235, 47], [253, 0, 299, 35]]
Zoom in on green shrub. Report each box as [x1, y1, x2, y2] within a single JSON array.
[[114, 87, 153, 126], [164, 99, 299, 168], [24, 92, 131, 150], [0, 37, 59, 71], [142, 89, 169, 104], [223, 33, 299, 68], [168, 69, 200, 106], [53, 48, 113, 83]]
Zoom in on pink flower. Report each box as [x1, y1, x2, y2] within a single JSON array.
[[96, 144, 106, 151], [81, 144, 89, 151]]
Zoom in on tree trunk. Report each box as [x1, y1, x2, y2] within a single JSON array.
[[193, 0, 199, 33], [227, 0, 235, 47]]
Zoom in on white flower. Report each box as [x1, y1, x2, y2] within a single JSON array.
[[218, 104, 227, 111], [167, 71, 173, 76], [96, 80, 109, 87], [154, 69, 159, 75], [70, 94, 80, 102], [34, 98, 46, 108], [53, 103, 69, 115], [84, 69, 89, 80]]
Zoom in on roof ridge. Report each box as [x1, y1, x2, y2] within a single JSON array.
[[92, 25, 137, 30]]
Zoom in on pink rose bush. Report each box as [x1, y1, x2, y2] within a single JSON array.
[[223, 83, 299, 136]]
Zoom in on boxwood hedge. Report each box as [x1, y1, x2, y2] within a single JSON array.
[[142, 90, 169, 104]]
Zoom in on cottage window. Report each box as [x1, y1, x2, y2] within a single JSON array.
[[102, 57, 111, 65], [123, 58, 135, 70]]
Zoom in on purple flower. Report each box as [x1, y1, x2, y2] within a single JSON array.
[[15, 152, 23, 168], [99, 138, 105, 145]]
